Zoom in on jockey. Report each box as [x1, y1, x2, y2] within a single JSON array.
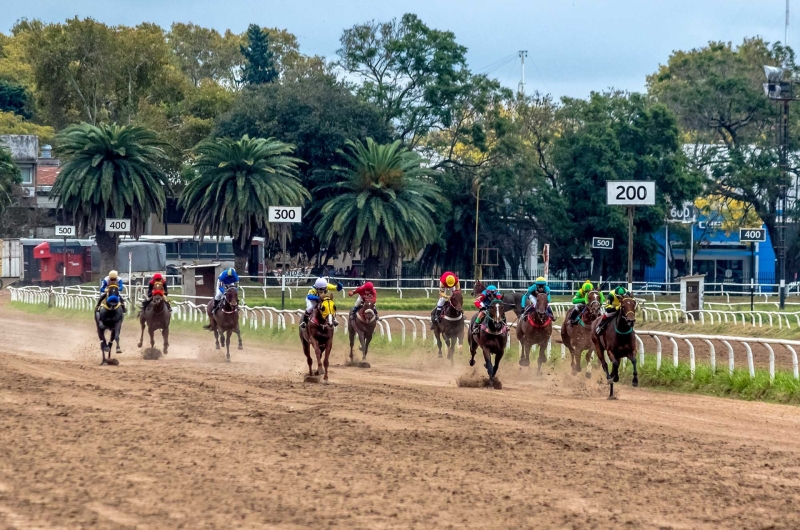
[[212, 267, 240, 314], [570, 280, 598, 324], [432, 271, 459, 327], [522, 277, 553, 318], [595, 286, 631, 335], [96, 270, 125, 313], [473, 284, 504, 334], [348, 281, 378, 320], [142, 273, 172, 312], [301, 277, 343, 329]]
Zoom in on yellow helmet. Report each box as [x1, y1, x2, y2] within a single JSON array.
[[535, 276, 546, 283], [109, 270, 119, 280], [445, 275, 456, 287]]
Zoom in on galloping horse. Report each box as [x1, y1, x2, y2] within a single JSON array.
[[205, 286, 242, 362], [467, 298, 508, 388], [431, 290, 465, 365], [591, 296, 639, 399], [348, 296, 377, 368], [300, 298, 336, 382], [560, 290, 602, 378], [96, 297, 124, 365], [516, 292, 553, 375], [137, 291, 171, 355], [471, 280, 523, 317]]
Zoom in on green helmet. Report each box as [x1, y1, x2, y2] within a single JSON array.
[[614, 286, 629, 297], [582, 281, 593, 292]]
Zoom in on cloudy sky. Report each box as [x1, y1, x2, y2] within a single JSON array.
[[0, 0, 791, 98]]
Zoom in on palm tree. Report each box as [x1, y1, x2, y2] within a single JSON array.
[[315, 138, 444, 278], [180, 135, 308, 273], [51, 123, 170, 272], [0, 145, 21, 216]]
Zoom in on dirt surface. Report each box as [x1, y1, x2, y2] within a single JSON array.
[[2, 297, 800, 529]]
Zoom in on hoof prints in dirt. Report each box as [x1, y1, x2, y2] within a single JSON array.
[[142, 348, 162, 360], [304, 375, 321, 384], [456, 371, 501, 389], [104, 358, 120, 366]]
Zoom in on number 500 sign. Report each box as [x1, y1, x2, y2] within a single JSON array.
[[606, 181, 656, 206]]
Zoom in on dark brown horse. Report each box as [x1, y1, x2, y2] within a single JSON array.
[[348, 296, 377, 368], [560, 290, 602, 378], [516, 292, 553, 375], [205, 286, 242, 362], [300, 298, 336, 382], [137, 292, 171, 355], [467, 298, 508, 389], [591, 296, 639, 399], [431, 290, 465, 365], [471, 280, 523, 317], [96, 301, 124, 365]]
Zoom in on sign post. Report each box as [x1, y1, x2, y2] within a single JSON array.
[[740, 228, 767, 312], [592, 238, 614, 286], [55, 225, 76, 292], [667, 202, 697, 284], [268, 206, 303, 310], [606, 181, 656, 291]]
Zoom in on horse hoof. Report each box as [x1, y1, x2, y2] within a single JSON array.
[[632, 379, 639, 388], [116, 348, 122, 354], [238, 345, 243, 351], [437, 353, 443, 358], [106, 358, 119, 366], [613, 374, 620, 383], [606, 376, 614, 384], [322, 379, 329, 385], [469, 359, 475, 367], [137, 342, 142, 348], [492, 378, 503, 390], [585, 372, 592, 379], [607, 395, 618, 400], [358, 362, 370, 369]]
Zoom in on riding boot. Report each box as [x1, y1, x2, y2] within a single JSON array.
[[596, 312, 614, 335], [374, 308, 379, 321], [166, 301, 172, 312], [572, 305, 585, 324], [431, 307, 442, 329], [300, 312, 310, 329]]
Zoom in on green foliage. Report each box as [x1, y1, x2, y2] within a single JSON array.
[[240, 24, 278, 86], [0, 80, 31, 118], [315, 138, 444, 276], [180, 135, 308, 270], [168, 23, 242, 87], [0, 110, 54, 144], [0, 144, 21, 213]]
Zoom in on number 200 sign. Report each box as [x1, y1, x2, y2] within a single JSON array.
[[268, 206, 302, 223], [606, 181, 656, 206]]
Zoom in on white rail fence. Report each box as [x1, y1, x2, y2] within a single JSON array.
[[8, 286, 799, 382]]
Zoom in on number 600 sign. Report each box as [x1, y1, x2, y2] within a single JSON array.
[[606, 181, 656, 206]]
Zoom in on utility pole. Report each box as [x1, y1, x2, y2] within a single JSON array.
[[518, 50, 528, 94], [787, 0, 791, 47], [780, 98, 789, 309]]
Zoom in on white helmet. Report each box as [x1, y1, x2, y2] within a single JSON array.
[[314, 277, 328, 289]]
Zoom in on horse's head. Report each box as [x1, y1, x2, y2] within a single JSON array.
[[224, 286, 238, 310], [487, 298, 505, 331], [535, 292, 549, 316], [470, 280, 485, 297], [621, 296, 637, 326], [151, 291, 164, 307], [449, 290, 463, 312], [586, 290, 601, 316], [320, 298, 337, 327], [361, 296, 376, 321]]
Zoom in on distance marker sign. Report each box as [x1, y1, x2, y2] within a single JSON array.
[[55, 225, 76, 237], [268, 206, 302, 223], [739, 228, 767, 242], [105, 219, 131, 233], [592, 237, 614, 250], [606, 181, 656, 206]]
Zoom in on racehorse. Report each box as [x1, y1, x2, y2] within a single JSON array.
[[467, 298, 508, 389], [96, 297, 124, 365], [591, 296, 639, 399], [516, 292, 553, 375], [137, 291, 170, 355], [205, 286, 242, 362], [560, 290, 602, 378], [348, 296, 377, 368], [431, 290, 465, 365], [300, 298, 336, 382], [471, 279, 523, 317]]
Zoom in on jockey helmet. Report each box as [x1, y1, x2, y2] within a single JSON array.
[[314, 277, 329, 289], [582, 281, 593, 292], [535, 276, 546, 285], [486, 285, 497, 292], [362, 281, 374, 290], [444, 274, 456, 287], [109, 270, 119, 280], [614, 286, 629, 297], [226, 267, 235, 276], [153, 273, 163, 281], [107, 294, 120, 305]]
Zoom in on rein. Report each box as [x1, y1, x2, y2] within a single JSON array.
[[442, 303, 464, 321]]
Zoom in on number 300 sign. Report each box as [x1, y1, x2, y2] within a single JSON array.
[[606, 181, 656, 206]]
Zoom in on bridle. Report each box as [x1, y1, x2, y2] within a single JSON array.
[[221, 287, 238, 314], [356, 298, 377, 323], [482, 299, 507, 335], [442, 291, 464, 321]]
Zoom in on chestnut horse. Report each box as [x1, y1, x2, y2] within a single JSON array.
[[137, 291, 170, 355], [205, 286, 242, 362], [560, 290, 602, 378], [471, 280, 523, 317], [516, 292, 553, 375], [467, 298, 508, 388], [591, 296, 639, 399], [348, 296, 377, 368], [301, 298, 336, 382], [431, 290, 464, 365]]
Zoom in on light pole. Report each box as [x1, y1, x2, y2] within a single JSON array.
[[763, 65, 797, 309]]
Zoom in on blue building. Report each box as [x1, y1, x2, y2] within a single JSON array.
[[644, 216, 776, 289]]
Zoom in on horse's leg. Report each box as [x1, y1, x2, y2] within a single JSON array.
[[611, 360, 620, 383], [481, 343, 493, 380], [213, 328, 220, 350], [137, 318, 146, 348], [630, 354, 639, 387], [358, 331, 368, 362], [468, 333, 478, 367], [494, 344, 505, 379], [584, 348, 594, 379], [314, 340, 323, 376], [348, 324, 356, 364], [322, 340, 332, 383], [302, 340, 313, 376], [236, 324, 243, 350], [149, 325, 156, 349], [115, 320, 122, 353], [536, 340, 547, 376], [162, 325, 169, 356], [225, 331, 232, 362], [519, 339, 530, 367], [447, 336, 455, 366], [362, 330, 373, 363], [434, 329, 443, 358]]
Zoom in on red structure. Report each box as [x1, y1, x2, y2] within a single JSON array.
[[32, 241, 92, 285]]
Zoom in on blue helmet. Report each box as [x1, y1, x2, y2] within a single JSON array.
[[486, 285, 497, 292], [107, 294, 120, 305], [226, 267, 235, 276]]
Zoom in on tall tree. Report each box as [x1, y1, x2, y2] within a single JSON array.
[[0, 144, 20, 215], [51, 123, 170, 271], [0, 81, 31, 118], [240, 24, 278, 86], [180, 136, 308, 272], [168, 23, 243, 87], [315, 138, 444, 277]]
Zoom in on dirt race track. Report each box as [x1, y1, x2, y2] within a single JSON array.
[[2, 297, 800, 529]]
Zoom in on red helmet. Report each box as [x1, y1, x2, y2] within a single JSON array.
[[363, 281, 374, 290], [440, 271, 458, 288], [153, 273, 163, 281]]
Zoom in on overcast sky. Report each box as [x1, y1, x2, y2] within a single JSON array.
[[0, 0, 792, 98]]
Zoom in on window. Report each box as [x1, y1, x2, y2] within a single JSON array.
[[19, 166, 33, 185]]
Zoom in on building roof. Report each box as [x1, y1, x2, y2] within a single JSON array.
[[36, 164, 61, 186]]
